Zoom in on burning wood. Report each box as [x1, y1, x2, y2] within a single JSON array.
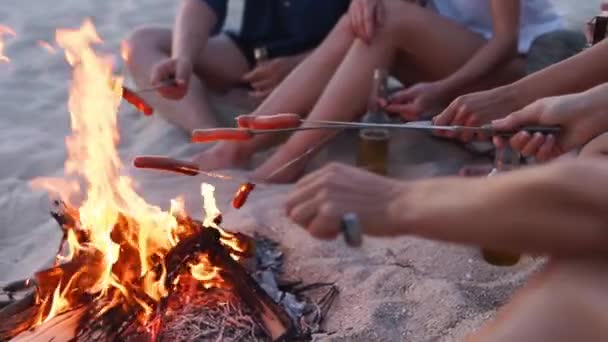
[[0, 19, 337, 342]]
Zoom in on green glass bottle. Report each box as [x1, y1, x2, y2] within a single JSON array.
[[356, 68, 391, 175]]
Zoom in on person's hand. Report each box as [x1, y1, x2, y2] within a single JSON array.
[[432, 86, 524, 142], [242, 56, 299, 99], [348, 0, 385, 43], [381, 82, 447, 120], [285, 163, 404, 240], [491, 94, 605, 161], [150, 56, 193, 100]]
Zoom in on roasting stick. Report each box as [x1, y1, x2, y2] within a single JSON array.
[[192, 114, 560, 142]]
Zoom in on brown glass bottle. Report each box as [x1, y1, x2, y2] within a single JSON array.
[[356, 69, 390, 175], [481, 144, 522, 267]]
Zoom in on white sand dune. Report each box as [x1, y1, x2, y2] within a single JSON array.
[[0, 0, 600, 341]]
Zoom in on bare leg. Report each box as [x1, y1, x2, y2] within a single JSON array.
[[253, 0, 525, 183], [468, 258, 608, 342], [126, 27, 249, 132], [192, 16, 356, 170]]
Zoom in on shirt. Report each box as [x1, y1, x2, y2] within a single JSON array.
[[428, 0, 564, 53], [202, 0, 350, 58]]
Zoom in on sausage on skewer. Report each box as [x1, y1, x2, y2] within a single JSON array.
[[248, 113, 302, 130], [121, 85, 154, 115], [232, 182, 256, 209], [192, 128, 254, 143], [133, 156, 200, 176]]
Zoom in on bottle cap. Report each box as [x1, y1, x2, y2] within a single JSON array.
[[254, 47, 268, 62]]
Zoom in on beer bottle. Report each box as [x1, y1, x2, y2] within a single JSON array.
[[481, 144, 522, 267], [356, 68, 391, 175]]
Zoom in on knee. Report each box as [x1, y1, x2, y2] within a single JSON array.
[[124, 26, 170, 69]]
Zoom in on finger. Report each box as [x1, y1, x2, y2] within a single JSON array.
[[355, 3, 366, 40], [433, 104, 457, 137], [287, 199, 319, 230], [388, 89, 416, 104], [242, 66, 267, 83], [307, 203, 342, 240], [385, 103, 420, 120], [460, 116, 479, 143], [493, 136, 507, 149], [175, 62, 191, 85], [509, 131, 532, 152], [375, 0, 385, 28], [349, 2, 361, 37], [363, 2, 374, 41], [151, 61, 175, 85], [492, 106, 540, 131], [447, 110, 470, 139], [286, 175, 325, 212], [536, 134, 556, 162], [521, 133, 546, 157], [349, 3, 359, 35]]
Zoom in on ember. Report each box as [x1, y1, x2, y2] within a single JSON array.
[[0, 18, 337, 342]]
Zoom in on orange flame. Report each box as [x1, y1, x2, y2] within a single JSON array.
[[189, 254, 224, 289], [0, 25, 16, 63], [28, 18, 244, 327], [120, 40, 131, 62]]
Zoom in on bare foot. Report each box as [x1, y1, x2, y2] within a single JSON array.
[[192, 142, 252, 171], [459, 164, 494, 177]]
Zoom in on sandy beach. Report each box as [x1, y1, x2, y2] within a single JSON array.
[[0, 0, 601, 341]]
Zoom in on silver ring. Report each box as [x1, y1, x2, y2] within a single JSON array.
[[341, 212, 362, 247]]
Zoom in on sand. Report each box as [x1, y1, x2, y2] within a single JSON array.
[[0, 0, 600, 341]]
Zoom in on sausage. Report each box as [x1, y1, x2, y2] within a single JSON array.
[[121, 86, 154, 115], [249, 113, 301, 130], [232, 182, 255, 209], [236, 115, 255, 128], [191, 128, 253, 143], [133, 156, 199, 176]]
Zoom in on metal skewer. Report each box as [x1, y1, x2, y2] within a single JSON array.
[[302, 120, 561, 136], [191, 122, 560, 141]]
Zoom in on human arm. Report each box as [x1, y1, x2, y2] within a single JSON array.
[[286, 161, 608, 258], [492, 82, 608, 161], [439, 0, 520, 98], [384, 0, 520, 120], [151, 0, 223, 99], [433, 32, 608, 141]]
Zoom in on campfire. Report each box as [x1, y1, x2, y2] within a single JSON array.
[[0, 19, 336, 341]]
